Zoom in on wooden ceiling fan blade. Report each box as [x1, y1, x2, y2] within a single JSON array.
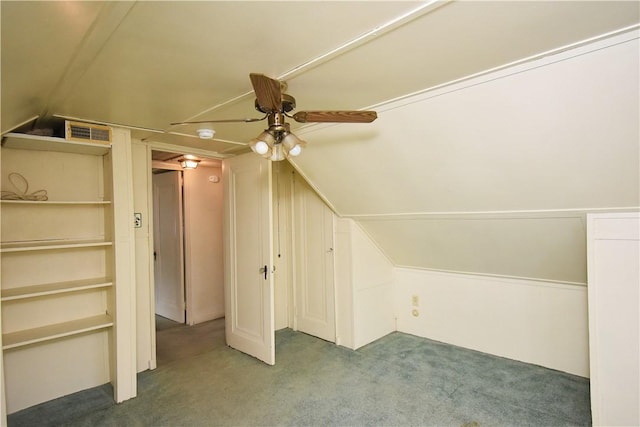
[[292, 110, 377, 123], [250, 73, 282, 112], [171, 116, 266, 126]]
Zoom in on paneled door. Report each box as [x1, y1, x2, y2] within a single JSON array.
[[152, 170, 185, 323], [223, 153, 275, 365], [293, 175, 336, 342]]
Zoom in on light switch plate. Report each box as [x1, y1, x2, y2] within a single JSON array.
[[134, 213, 142, 228]]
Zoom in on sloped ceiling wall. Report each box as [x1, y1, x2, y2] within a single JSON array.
[[292, 32, 640, 284]]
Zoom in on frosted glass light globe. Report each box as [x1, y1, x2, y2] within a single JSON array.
[[288, 144, 302, 157], [254, 140, 269, 155]]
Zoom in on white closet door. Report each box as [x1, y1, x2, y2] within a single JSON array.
[[294, 175, 336, 342], [587, 212, 639, 427]]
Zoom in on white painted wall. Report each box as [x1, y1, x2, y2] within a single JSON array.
[[183, 165, 224, 324], [335, 219, 395, 349], [587, 213, 639, 426], [395, 268, 589, 377], [359, 213, 589, 284], [294, 31, 640, 283]]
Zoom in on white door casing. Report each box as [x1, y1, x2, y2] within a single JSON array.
[[293, 175, 336, 342], [152, 171, 185, 323], [223, 153, 275, 365]]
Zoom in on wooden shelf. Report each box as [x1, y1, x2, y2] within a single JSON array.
[[1, 278, 112, 302], [2, 314, 113, 350], [1, 200, 111, 205], [1, 132, 110, 155], [0, 239, 112, 253]]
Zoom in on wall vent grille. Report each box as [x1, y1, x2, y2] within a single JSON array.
[[65, 121, 112, 145]]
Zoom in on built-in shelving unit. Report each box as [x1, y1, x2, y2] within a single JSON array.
[[0, 131, 117, 413]]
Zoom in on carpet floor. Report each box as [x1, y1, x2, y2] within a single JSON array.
[[8, 318, 591, 426]]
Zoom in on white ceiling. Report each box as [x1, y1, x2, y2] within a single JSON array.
[[2, 1, 638, 154]]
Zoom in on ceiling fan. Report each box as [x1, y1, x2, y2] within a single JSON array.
[[171, 73, 377, 161]]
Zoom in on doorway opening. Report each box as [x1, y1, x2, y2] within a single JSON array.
[[142, 151, 335, 367], [150, 150, 225, 364]]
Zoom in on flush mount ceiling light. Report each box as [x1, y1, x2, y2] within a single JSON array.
[[171, 73, 377, 162], [197, 128, 215, 139]]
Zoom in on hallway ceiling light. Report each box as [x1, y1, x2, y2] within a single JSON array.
[[179, 157, 200, 169]]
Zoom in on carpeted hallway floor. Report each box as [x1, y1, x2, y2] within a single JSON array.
[[8, 317, 591, 426]]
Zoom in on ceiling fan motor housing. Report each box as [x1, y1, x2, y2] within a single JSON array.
[[254, 93, 296, 114]]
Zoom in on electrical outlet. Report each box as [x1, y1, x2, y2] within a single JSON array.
[[411, 295, 419, 307]]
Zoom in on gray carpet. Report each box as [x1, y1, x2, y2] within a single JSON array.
[[155, 316, 225, 364], [155, 315, 183, 332], [7, 318, 591, 426]]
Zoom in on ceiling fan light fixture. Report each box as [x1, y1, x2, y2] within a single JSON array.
[[269, 143, 286, 161], [281, 132, 303, 158], [250, 130, 276, 158], [281, 132, 299, 150], [197, 128, 215, 139], [253, 140, 270, 155], [287, 144, 302, 157]]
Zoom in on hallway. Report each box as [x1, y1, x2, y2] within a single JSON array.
[[155, 316, 225, 365]]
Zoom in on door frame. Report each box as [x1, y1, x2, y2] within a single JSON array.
[[134, 141, 231, 370]]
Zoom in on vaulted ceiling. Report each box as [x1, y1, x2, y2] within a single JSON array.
[[2, 1, 639, 283], [2, 1, 637, 149]]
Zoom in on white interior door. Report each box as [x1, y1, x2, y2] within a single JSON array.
[[223, 153, 275, 365], [152, 171, 185, 323], [294, 175, 336, 342]]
